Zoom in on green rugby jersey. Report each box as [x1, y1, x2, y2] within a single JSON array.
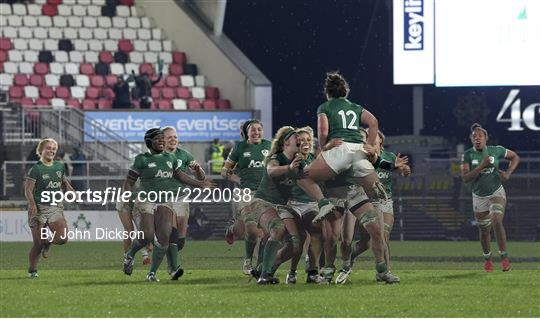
[[290, 153, 315, 203], [254, 153, 296, 205], [167, 147, 196, 192], [462, 145, 507, 197], [317, 97, 365, 144], [376, 150, 397, 199], [130, 151, 180, 201], [227, 139, 271, 191], [26, 160, 65, 205]]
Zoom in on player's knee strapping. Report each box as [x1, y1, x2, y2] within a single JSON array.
[[476, 218, 492, 229], [359, 210, 378, 226], [348, 194, 370, 214], [383, 222, 392, 234], [489, 203, 504, 215], [290, 235, 301, 252]]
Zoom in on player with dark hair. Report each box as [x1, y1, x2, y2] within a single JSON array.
[[296, 72, 396, 283], [121, 128, 215, 281], [461, 123, 520, 272], [222, 119, 271, 275], [24, 138, 74, 278]]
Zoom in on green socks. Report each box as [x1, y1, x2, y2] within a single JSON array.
[[262, 239, 281, 276], [245, 238, 257, 261], [376, 261, 388, 274], [166, 243, 179, 271], [127, 239, 145, 259], [149, 244, 167, 273]]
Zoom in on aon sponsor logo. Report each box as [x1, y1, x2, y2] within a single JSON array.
[[155, 170, 173, 178], [377, 171, 390, 179], [248, 160, 265, 168], [46, 181, 61, 188]]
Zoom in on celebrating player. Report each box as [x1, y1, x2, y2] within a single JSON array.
[[239, 126, 302, 284], [24, 138, 74, 278], [461, 123, 520, 272], [222, 119, 271, 275], [121, 128, 215, 281], [162, 126, 206, 275], [295, 72, 396, 282]]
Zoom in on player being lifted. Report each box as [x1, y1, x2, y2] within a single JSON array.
[[461, 123, 519, 272], [296, 72, 396, 283], [162, 126, 206, 275], [222, 120, 271, 275], [121, 128, 214, 281], [24, 138, 75, 278]]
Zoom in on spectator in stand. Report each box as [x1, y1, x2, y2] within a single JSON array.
[[131, 60, 164, 109], [206, 138, 224, 174], [112, 76, 132, 109], [69, 146, 87, 191]]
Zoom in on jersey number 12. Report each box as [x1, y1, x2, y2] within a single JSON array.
[[338, 110, 358, 130]]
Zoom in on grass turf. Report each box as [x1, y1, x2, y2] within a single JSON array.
[[1, 241, 539, 317]]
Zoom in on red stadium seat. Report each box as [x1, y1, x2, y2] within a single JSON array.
[[35, 98, 50, 106], [169, 64, 183, 76], [20, 98, 34, 107], [158, 100, 172, 110], [98, 99, 112, 109], [203, 99, 217, 110], [99, 51, 113, 64], [42, 4, 58, 17], [172, 51, 186, 64], [0, 51, 7, 63], [102, 87, 115, 99], [165, 76, 179, 87], [14, 74, 29, 86], [90, 75, 105, 87], [34, 63, 49, 75], [139, 63, 154, 75], [162, 87, 175, 99], [66, 98, 81, 109], [39, 86, 54, 99], [30, 75, 44, 87], [217, 99, 231, 109], [55, 86, 70, 99], [187, 99, 201, 110], [47, 0, 62, 5], [82, 99, 96, 110], [120, 0, 135, 6], [80, 63, 94, 75], [118, 40, 133, 53], [151, 87, 160, 99], [205, 87, 220, 99], [0, 38, 12, 51], [176, 87, 190, 99], [86, 87, 101, 99], [105, 75, 117, 87]]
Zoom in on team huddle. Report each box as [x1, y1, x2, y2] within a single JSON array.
[[24, 72, 520, 284]]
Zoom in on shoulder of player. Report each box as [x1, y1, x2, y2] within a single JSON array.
[[262, 139, 272, 148], [316, 101, 330, 113]]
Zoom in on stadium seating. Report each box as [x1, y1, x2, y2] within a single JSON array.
[[0, 0, 231, 109]]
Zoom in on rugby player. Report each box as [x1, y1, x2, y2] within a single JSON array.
[[24, 138, 74, 278], [461, 123, 520, 272]]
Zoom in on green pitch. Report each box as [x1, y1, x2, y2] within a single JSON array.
[[1, 241, 539, 317]]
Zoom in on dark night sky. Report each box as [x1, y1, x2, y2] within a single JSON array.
[[224, 1, 540, 150]]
